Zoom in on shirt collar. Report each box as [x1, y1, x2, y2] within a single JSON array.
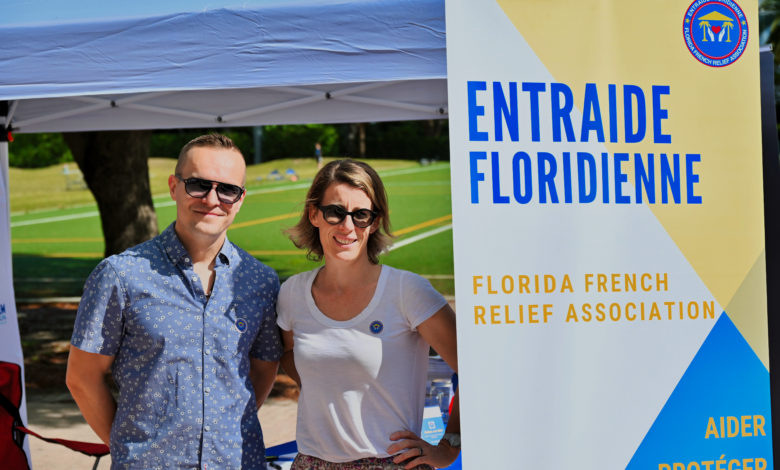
[[161, 222, 234, 267]]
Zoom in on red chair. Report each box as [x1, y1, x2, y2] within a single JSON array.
[[0, 361, 109, 470]]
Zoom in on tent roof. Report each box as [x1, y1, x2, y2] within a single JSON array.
[[0, 0, 447, 133]]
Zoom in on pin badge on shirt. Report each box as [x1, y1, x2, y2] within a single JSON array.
[[235, 318, 248, 333], [369, 320, 383, 334]]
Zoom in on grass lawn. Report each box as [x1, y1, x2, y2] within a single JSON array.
[[10, 158, 454, 298]]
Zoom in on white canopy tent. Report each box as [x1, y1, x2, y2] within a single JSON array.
[[0, 0, 447, 132], [0, 1, 447, 465]]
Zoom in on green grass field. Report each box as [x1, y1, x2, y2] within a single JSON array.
[[9, 158, 454, 299]]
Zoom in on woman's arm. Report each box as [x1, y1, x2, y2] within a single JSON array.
[[279, 329, 301, 388], [249, 358, 279, 409], [388, 304, 460, 469]]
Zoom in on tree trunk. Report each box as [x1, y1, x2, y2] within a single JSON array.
[[358, 123, 366, 158], [63, 131, 158, 257]]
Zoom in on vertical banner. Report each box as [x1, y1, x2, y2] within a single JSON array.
[[446, 1, 772, 468], [0, 140, 30, 465]]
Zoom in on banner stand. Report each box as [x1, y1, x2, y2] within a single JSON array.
[[0, 104, 31, 467], [760, 46, 780, 462], [446, 1, 773, 467]]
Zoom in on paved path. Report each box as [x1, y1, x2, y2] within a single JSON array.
[[24, 390, 297, 469]]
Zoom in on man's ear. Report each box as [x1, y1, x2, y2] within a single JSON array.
[[168, 174, 178, 199]]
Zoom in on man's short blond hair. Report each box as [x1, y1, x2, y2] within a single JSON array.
[[175, 133, 244, 177]]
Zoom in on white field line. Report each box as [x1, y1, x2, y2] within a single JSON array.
[[377, 163, 448, 178], [387, 224, 452, 252], [10, 211, 101, 227], [10, 164, 449, 228]]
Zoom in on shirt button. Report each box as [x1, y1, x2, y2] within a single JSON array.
[[204, 425, 211, 432], [192, 275, 198, 281], [204, 387, 210, 395], [204, 349, 210, 355]]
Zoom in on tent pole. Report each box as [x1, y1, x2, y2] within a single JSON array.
[[1, 101, 12, 256], [0, 102, 31, 466]]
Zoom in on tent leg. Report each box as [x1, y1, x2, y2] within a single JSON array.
[[0, 106, 30, 468]]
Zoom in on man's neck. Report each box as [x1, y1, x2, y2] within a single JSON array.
[[174, 225, 226, 265]]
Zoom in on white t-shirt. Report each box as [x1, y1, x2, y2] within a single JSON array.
[[276, 265, 447, 462]]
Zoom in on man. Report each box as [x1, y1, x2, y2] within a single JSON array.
[[66, 134, 282, 469]]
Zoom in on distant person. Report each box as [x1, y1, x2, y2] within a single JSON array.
[[278, 159, 460, 470], [315, 141, 323, 169], [66, 134, 282, 469]]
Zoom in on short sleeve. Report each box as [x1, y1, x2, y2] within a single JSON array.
[[250, 269, 283, 361], [70, 259, 126, 356], [276, 276, 295, 331], [400, 270, 448, 330]]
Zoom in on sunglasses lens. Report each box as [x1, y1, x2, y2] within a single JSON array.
[[216, 183, 243, 203], [185, 178, 212, 198], [351, 209, 374, 228], [321, 205, 347, 224]]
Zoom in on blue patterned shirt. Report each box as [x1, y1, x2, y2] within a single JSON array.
[[71, 223, 283, 469]]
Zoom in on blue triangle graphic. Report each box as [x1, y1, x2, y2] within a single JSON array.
[[627, 313, 773, 469]]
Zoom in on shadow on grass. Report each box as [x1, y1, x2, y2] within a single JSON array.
[[17, 303, 79, 392], [24, 393, 95, 429], [12, 254, 101, 298], [12, 253, 321, 297], [12, 253, 320, 298]]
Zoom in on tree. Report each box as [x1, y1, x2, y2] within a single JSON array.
[[8, 133, 72, 168], [63, 131, 158, 257]]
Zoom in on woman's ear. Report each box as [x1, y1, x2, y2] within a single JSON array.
[[308, 204, 320, 227]]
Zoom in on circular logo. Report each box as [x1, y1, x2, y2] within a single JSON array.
[[683, 0, 748, 67], [369, 321, 383, 334], [235, 318, 248, 333]]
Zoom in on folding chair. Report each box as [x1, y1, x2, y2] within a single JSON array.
[[285, 168, 299, 181], [0, 361, 109, 470], [265, 440, 297, 469]]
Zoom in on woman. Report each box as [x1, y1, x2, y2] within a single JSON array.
[[277, 159, 460, 470]]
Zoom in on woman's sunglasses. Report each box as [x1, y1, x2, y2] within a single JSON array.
[[317, 204, 378, 228], [175, 175, 245, 204]]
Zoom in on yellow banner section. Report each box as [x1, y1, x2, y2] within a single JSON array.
[[497, 0, 766, 363]]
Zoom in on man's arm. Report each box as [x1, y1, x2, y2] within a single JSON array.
[[249, 358, 279, 409], [65, 346, 116, 446]]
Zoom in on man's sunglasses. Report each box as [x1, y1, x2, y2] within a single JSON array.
[[175, 175, 245, 204], [317, 205, 378, 228]]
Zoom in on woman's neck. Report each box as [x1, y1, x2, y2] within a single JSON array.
[[316, 257, 381, 292]]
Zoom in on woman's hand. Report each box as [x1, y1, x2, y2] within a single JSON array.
[[387, 430, 459, 469]]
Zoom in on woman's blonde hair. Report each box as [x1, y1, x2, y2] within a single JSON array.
[[286, 159, 392, 264]]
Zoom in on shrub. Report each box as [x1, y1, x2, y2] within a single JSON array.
[[8, 133, 73, 168]]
